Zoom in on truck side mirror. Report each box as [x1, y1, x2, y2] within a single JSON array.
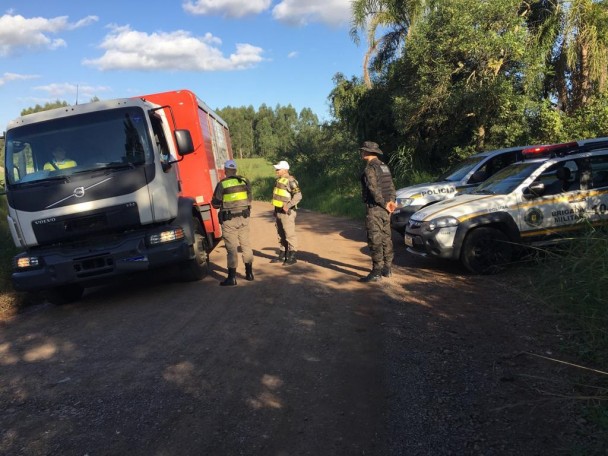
[[174, 129, 194, 156]]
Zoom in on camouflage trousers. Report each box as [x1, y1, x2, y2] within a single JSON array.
[[222, 216, 253, 268], [365, 205, 393, 270]]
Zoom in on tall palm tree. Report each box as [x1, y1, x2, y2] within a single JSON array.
[[528, 0, 608, 112], [350, 0, 426, 88]]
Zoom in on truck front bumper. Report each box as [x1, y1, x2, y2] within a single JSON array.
[[12, 229, 192, 292]]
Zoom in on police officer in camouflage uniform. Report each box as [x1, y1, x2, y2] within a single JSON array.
[[359, 141, 397, 282], [212, 160, 254, 286]]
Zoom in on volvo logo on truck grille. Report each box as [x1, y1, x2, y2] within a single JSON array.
[[46, 177, 113, 209]]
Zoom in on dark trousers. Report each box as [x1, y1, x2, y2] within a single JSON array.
[[365, 206, 393, 270]]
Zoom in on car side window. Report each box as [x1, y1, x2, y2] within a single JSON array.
[[540, 160, 579, 195], [471, 152, 516, 184], [590, 155, 608, 189]]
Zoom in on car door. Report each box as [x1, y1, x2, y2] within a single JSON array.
[[587, 152, 608, 225], [519, 158, 588, 243]]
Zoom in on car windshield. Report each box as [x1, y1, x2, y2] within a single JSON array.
[[436, 155, 486, 182], [473, 161, 545, 195], [5, 106, 153, 185]]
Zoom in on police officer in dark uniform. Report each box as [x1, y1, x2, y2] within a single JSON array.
[[212, 160, 254, 286], [359, 141, 397, 282]]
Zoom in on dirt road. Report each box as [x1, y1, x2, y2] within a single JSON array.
[[0, 201, 599, 455]]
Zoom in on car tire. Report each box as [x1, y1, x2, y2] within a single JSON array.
[[460, 227, 512, 275], [180, 218, 210, 281]]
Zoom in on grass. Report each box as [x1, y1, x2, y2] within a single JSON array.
[[530, 228, 608, 365], [527, 228, 608, 436]]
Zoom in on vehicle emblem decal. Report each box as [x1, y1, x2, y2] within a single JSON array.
[[45, 177, 113, 209], [524, 207, 544, 227]]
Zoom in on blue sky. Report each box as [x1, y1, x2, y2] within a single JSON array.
[[0, 0, 366, 131]]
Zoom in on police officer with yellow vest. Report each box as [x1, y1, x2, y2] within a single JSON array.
[[271, 160, 302, 266], [359, 141, 397, 282], [212, 160, 254, 286]]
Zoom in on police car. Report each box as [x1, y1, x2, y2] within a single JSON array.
[[404, 139, 608, 274], [391, 146, 529, 234]]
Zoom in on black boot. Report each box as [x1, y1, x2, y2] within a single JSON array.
[[220, 267, 237, 286], [270, 251, 285, 263], [359, 269, 382, 282], [381, 266, 392, 277], [245, 263, 254, 281], [284, 251, 297, 266]]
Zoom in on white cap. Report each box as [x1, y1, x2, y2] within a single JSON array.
[[273, 160, 290, 170], [224, 159, 237, 169]]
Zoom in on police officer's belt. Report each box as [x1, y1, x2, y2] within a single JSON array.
[[220, 209, 250, 222]]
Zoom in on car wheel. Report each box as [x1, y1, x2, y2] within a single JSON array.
[[461, 227, 512, 275], [180, 218, 210, 281]]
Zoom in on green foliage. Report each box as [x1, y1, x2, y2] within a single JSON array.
[[0, 197, 18, 293], [531, 228, 608, 365], [20, 100, 70, 116]]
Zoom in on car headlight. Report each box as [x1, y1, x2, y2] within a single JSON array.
[[426, 216, 459, 232], [396, 197, 413, 207]]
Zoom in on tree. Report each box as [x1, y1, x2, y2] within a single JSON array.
[[350, 0, 426, 87], [528, 0, 608, 113], [21, 100, 69, 116]]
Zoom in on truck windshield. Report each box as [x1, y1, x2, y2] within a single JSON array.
[[436, 155, 486, 182], [5, 107, 153, 185], [473, 161, 545, 195]]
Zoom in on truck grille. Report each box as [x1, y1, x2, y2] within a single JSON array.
[[32, 203, 140, 245]]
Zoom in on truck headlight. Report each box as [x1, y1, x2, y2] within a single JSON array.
[[14, 256, 42, 270], [396, 197, 413, 207], [147, 227, 185, 245], [426, 216, 459, 232]]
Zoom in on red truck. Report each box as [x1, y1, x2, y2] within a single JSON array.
[[2, 89, 231, 303]]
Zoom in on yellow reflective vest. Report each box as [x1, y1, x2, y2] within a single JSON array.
[[272, 177, 292, 208], [221, 177, 249, 210]]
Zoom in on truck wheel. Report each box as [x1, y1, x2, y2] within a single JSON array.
[[461, 227, 512, 275], [47, 284, 85, 305], [180, 218, 210, 281]]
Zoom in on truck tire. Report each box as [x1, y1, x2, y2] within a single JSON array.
[[180, 218, 210, 281], [47, 284, 85, 305], [460, 227, 512, 275]]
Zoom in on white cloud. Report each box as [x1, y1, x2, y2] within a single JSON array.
[[272, 0, 352, 26], [183, 0, 272, 18], [33, 83, 111, 100], [83, 25, 264, 71], [0, 72, 39, 87], [0, 13, 98, 57], [287, 51, 298, 58]]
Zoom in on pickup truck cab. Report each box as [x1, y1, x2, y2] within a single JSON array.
[[404, 139, 608, 274], [391, 146, 527, 234]]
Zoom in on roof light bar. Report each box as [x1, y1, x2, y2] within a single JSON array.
[[522, 141, 578, 158]]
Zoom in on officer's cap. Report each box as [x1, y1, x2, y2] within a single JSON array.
[[224, 159, 237, 169], [359, 141, 383, 155]]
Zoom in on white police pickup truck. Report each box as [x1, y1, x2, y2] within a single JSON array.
[[391, 146, 528, 234], [404, 139, 608, 274]]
